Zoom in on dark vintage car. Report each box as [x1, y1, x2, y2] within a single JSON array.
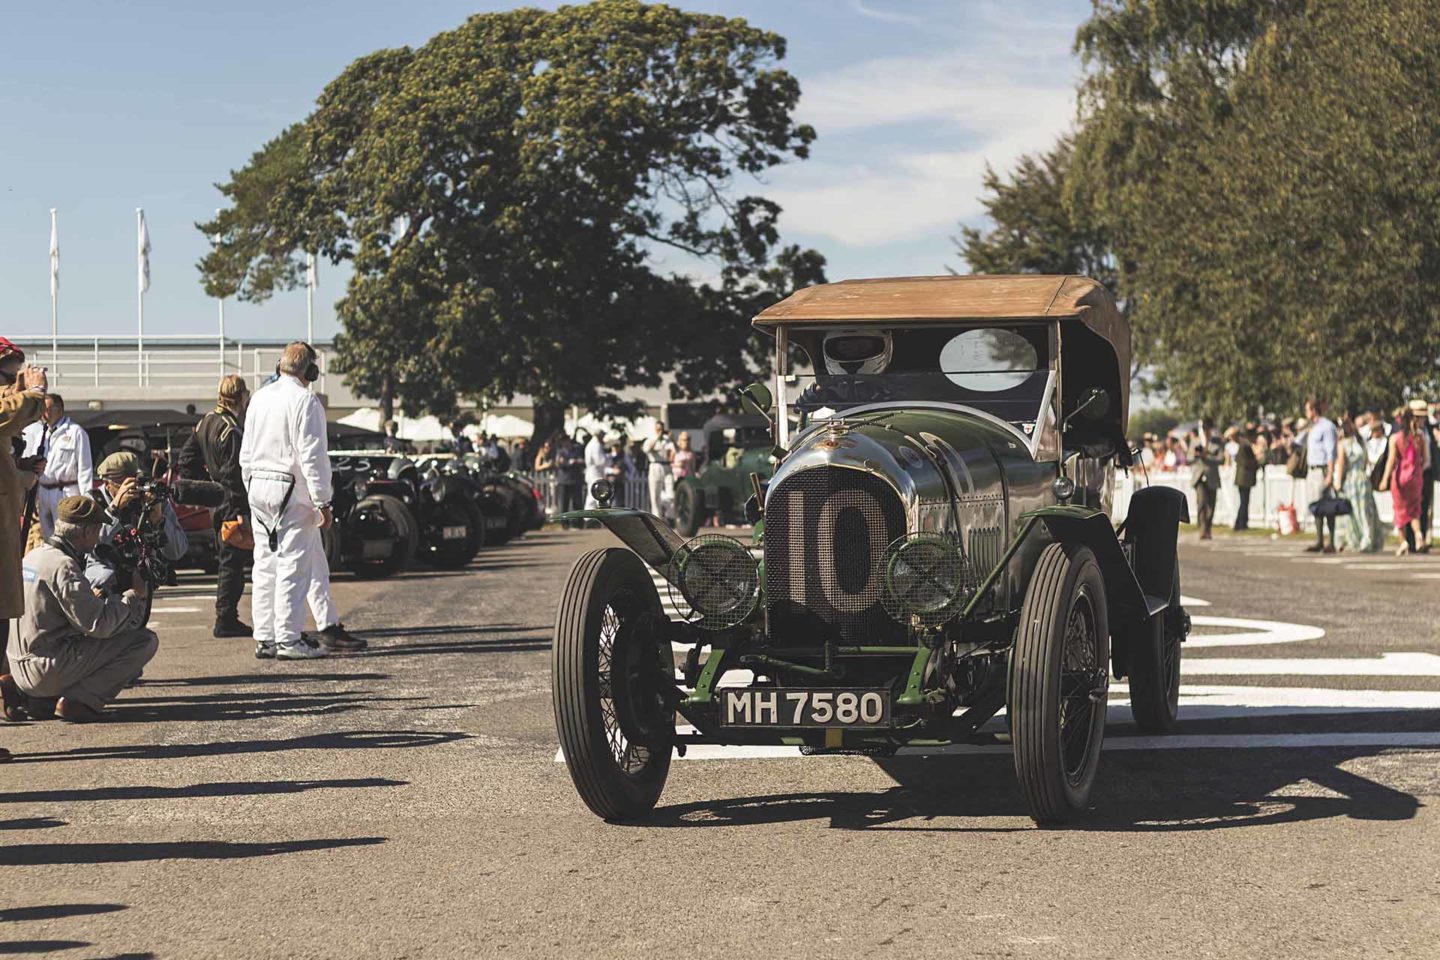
[[327, 451, 489, 573], [672, 413, 774, 536], [551, 275, 1189, 825]]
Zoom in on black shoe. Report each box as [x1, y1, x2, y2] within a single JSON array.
[[24, 696, 58, 720], [317, 623, 367, 651], [213, 616, 253, 639], [1, 675, 27, 722]]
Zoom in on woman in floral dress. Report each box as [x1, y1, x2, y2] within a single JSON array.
[[1334, 415, 1381, 552]]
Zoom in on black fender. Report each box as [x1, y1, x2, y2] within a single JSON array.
[[1021, 506, 1148, 628], [558, 508, 687, 584], [1123, 486, 1187, 610]]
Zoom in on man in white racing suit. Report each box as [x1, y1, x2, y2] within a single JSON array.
[[240, 342, 333, 661], [21, 394, 93, 539]]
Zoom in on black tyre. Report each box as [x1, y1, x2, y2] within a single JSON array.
[[1010, 541, 1110, 825], [1128, 564, 1183, 734], [674, 483, 706, 537], [427, 497, 485, 569], [553, 548, 674, 821]]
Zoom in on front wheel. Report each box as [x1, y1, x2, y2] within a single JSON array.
[[674, 483, 706, 537], [1128, 564, 1183, 733], [1010, 541, 1110, 825], [553, 548, 674, 821]]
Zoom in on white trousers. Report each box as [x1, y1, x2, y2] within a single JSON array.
[[308, 545, 337, 631], [37, 484, 78, 538], [647, 463, 671, 519], [249, 476, 324, 647]]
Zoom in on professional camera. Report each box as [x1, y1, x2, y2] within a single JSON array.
[[94, 476, 226, 588]]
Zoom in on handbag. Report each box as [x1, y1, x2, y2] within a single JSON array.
[[220, 516, 255, 551], [1370, 454, 1387, 492], [1286, 444, 1308, 479], [1309, 488, 1352, 518]]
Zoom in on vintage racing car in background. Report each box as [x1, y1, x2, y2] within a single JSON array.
[[552, 275, 1189, 825], [672, 412, 774, 536]]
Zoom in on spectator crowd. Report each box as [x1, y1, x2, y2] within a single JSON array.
[[1140, 398, 1440, 555]]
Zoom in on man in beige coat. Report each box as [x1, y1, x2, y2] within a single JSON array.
[[2, 496, 154, 723], [0, 339, 47, 759]]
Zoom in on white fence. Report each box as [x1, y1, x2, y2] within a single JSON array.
[[1113, 465, 1432, 531], [20, 336, 334, 396]]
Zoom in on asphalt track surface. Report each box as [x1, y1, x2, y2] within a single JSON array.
[[3, 527, 1438, 959]]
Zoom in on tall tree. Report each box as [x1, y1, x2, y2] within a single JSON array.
[[1130, 0, 1440, 415], [955, 137, 1114, 288], [198, 0, 822, 436]]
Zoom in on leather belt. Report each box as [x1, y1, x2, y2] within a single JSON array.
[[40, 480, 75, 490]]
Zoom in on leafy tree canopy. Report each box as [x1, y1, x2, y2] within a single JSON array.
[[198, 0, 824, 427]]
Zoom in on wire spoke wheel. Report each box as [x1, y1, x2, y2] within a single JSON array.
[[1010, 542, 1110, 825], [553, 548, 673, 821]]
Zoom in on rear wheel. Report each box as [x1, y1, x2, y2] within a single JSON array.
[[348, 493, 418, 578], [1128, 564, 1183, 734], [1010, 542, 1110, 825], [428, 497, 484, 569], [553, 548, 674, 821], [674, 483, 706, 537]]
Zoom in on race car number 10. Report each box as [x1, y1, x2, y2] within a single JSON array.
[[722, 689, 890, 727]]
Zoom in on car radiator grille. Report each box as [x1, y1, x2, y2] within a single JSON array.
[[764, 466, 908, 642]]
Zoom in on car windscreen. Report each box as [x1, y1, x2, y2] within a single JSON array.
[[786, 325, 1053, 428]]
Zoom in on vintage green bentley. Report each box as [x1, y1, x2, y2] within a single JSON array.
[[552, 275, 1189, 825]]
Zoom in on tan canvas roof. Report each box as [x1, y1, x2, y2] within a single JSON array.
[[755, 274, 1131, 421], [754, 274, 1113, 325]]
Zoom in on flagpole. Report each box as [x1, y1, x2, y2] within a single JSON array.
[[306, 251, 315, 344], [216, 209, 225, 377], [136, 208, 145, 385], [49, 208, 58, 370]]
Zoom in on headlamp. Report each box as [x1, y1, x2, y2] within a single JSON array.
[[881, 533, 973, 626], [671, 534, 759, 630]]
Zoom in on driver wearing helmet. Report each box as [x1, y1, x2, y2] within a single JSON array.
[[795, 328, 896, 415]]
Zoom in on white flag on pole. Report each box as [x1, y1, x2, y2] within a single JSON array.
[[306, 251, 318, 290], [138, 208, 152, 293], [49, 209, 59, 297]]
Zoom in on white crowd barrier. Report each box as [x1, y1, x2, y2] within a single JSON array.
[[1113, 464, 1435, 531]]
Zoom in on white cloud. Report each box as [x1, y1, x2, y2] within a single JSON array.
[[849, 1, 927, 27], [770, 56, 1077, 247]]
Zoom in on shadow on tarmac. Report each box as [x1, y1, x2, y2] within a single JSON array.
[[0, 904, 126, 922], [0, 836, 386, 867], [0, 777, 406, 805], [7, 729, 469, 765], [101, 691, 430, 724], [137, 672, 391, 687], [646, 748, 1423, 833], [0, 818, 67, 831], [0, 939, 94, 954]]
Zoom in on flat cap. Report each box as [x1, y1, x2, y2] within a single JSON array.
[[57, 495, 111, 526], [96, 451, 142, 479]]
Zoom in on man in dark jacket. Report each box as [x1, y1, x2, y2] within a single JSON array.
[[179, 375, 251, 638], [1230, 427, 1260, 531]]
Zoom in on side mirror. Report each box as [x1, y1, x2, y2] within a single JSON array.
[[1064, 387, 1111, 430], [739, 382, 773, 417]]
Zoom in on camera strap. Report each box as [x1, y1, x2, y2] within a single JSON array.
[[251, 470, 297, 552]]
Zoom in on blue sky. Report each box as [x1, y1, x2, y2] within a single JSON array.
[[0, 0, 1092, 345]]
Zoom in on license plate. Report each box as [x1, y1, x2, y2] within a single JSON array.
[[361, 540, 392, 559], [442, 525, 468, 540], [721, 688, 891, 728]]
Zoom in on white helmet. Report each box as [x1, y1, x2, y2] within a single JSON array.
[[822, 329, 892, 376]]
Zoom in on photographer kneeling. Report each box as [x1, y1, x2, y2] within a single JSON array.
[[2, 496, 155, 723], [85, 452, 186, 602]]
